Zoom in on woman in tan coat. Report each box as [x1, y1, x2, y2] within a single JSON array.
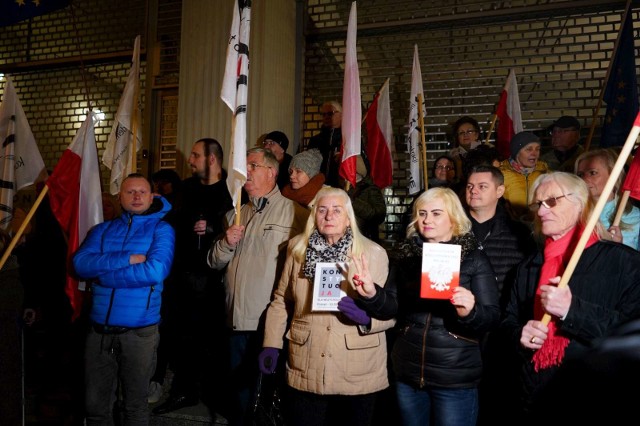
[[259, 186, 393, 426]]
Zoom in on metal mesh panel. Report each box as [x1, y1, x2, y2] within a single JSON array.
[[304, 1, 636, 245], [158, 93, 179, 170]]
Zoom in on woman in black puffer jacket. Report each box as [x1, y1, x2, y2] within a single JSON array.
[[362, 187, 499, 426]]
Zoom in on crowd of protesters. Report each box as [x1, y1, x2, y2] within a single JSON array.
[[5, 108, 640, 426]]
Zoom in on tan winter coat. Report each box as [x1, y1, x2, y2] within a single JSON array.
[[263, 235, 394, 395], [208, 187, 308, 331]]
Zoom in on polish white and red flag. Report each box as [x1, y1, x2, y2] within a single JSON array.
[[46, 111, 103, 321], [338, 1, 362, 188], [496, 69, 523, 160], [365, 77, 394, 188], [221, 0, 251, 208]]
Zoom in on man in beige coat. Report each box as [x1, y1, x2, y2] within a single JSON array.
[[208, 147, 308, 426]]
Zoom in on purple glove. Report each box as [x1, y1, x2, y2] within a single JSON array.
[[337, 296, 371, 326], [258, 347, 279, 374]]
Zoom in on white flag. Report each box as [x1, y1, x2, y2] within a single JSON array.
[[102, 35, 142, 195], [0, 76, 47, 229], [221, 0, 251, 207], [407, 44, 424, 195], [338, 1, 362, 188]]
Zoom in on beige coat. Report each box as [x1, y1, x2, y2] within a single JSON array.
[[263, 235, 394, 395], [208, 187, 308, 331]]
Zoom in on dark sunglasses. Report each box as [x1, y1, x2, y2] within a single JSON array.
[[529, 194, 571, 211]]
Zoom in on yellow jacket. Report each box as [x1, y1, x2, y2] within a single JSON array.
[[499, 159, 549, 220]]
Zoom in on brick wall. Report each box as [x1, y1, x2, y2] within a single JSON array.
[[0, 0, 146, 187]]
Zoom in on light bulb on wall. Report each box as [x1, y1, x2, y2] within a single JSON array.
[[94, 109, 106, 121]]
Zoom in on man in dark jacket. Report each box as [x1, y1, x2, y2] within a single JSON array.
[[152, 138, 233, 414], [73, 173, 175, 425], [464, 164, 537, 426], [262, 130, 292, 190], [307, 101, 342, 187]]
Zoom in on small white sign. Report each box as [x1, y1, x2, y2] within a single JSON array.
[[312, 262, 348, 311]]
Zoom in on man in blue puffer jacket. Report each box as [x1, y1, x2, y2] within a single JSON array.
[[73, 173, 175, 426]]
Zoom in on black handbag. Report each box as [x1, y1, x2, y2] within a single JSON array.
[[252, 372, 286, 426]]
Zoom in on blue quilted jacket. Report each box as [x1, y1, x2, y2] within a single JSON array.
[[73, 196, 175, 328]]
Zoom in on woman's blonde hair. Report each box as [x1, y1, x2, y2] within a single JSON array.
[[406, 187, 471, 239], [529, 172, 604, 239], [574, 148, 634, 227], [574, 148, 623, 194], [291, 186, 367, 262]]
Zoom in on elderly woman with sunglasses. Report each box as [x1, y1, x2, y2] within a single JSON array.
[[258, 186, 394, 426], [499, 172, 640, 423]]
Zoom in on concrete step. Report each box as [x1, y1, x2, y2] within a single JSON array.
[[150, 402, 228, 426]]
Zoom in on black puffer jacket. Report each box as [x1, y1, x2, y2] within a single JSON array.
[[470, 204, 538, 307], [390, 233, 499, 389]]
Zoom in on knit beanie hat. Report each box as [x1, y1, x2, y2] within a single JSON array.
[[510, 131, 540, 159], [264, 131, 289, 151], [290, 149, 323, 179]]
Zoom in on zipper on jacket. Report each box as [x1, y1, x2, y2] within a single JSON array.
[[448, 331, 479, 344], [146, 286, 154, 309], [419, 313, 431, 388], [123, 214, 133, 248]]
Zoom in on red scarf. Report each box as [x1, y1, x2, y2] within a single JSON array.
[[532, 225, 599, 371], [281, 173, 326, 206]]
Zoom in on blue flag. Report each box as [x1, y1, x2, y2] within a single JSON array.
[[600, 11, 639, 147], [0, 0, 70, 27]]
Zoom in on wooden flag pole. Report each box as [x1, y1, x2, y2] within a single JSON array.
[[583, 0, 633, 152], [417, 93, 428, 189], [130, 42, 141, 172], [0, 185, 49, 271], [612, 190, 631, 227], [485, 114, 498, 145], [539, 113, 640, 326], [234, 187, 242, 226]]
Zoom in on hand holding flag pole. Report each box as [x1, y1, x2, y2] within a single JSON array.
[[537, 111, 640, 327], [612, 190, 632, 228]]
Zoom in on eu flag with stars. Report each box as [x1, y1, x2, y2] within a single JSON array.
[[600, 11, 639, 147], [0, 0, 70, 27]]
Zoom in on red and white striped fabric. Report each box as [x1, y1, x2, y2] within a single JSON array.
[[365, 78, 394, 188], [496, 69, 523, 159], [338, 1, 362, 188], [47, 112, 103, 321]]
